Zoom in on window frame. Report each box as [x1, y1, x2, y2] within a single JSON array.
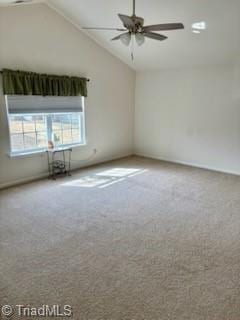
[[5, 95, 87, 157]]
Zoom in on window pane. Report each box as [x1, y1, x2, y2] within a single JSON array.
[[50, 113, 82, 146], [72, 114, 80, 128], [23, 115, 35, 132], [9, 116, 23, 133], [11, 134, 24, 151], [53, 130, 62, 145], [62, 130, 72, 144], [24, 133, 36, 149], [7, 105, 85, 154], [36, 132, 47, 148], [72, 129, 80, 143], [35, 115, 46, 131], [52, 115, 62, 130], [62, 114, 72, 130]]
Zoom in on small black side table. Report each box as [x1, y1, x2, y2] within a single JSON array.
[[46, 147, 72, 180]]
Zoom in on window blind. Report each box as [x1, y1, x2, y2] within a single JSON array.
[[6, 95, 83, 114]]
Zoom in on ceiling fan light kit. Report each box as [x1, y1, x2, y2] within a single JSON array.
[[120, 33, 131, 46], [118, 32, 145, 47], [135, 33, 145, 46], [82, 0, 184, 60]]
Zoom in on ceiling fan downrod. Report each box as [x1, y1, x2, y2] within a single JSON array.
[[133, 0, 136, 16]]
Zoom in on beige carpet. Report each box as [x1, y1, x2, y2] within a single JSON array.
[[0, 156, 240, 320]]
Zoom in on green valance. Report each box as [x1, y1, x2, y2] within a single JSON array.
[[2, 69, 88, 97]]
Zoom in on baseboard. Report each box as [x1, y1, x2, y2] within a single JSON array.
[[134, 152, 240, 177], [3, 151, 238, 189], [0, 152, 133, 190], [0, 173, 50, 190]]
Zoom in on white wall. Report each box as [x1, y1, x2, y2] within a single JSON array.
[[1, 4, 239, 188], [0, 4, 135, 188], [135, 65, 240, 175]]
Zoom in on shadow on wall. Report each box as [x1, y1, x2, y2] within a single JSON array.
[[61, 168, 148, 189]]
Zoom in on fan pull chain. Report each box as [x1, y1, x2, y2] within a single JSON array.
[[131, 34, 135, 62]]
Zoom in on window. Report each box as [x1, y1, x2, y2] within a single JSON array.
[[6, 95, 86, 155]]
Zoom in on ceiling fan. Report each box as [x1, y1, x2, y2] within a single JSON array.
[[82, 0, 184, 56]]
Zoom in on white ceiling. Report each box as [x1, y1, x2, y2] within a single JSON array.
[[2, 0, 240, 70]]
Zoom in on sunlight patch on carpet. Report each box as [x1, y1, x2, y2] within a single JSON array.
[[61, 168, 147, 188]]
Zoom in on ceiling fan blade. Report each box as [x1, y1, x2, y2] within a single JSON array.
[[82, 27, 126, 31], [111, 34, 122, 41], [118, 14, 135, 29], [143, 23, 184, 32], [111, 32, 129, 41], [143, 32, 168, 41]]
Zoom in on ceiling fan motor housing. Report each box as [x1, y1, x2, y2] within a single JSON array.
[[130, 15, 144, 34]]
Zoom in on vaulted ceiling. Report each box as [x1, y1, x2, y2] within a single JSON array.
[[1, 0, 240, 70]]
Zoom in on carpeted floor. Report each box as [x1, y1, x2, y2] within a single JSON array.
[[0, 156, 240, 320]]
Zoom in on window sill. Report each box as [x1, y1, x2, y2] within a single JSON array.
[[8, 143, 87, 159]]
